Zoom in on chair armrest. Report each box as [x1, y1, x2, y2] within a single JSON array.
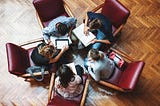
[[36, 12, 44, 29], [80, 79, 89, 106], [110, 47, 135, 62], [90, 3, 104, 12], [113, 24, 124, 37], [19, 37, 43, 47], [48, 73, 55, 103], [63, 1, 74, 17], [20, 71, 49, 78], [99, 80, 126, 92]]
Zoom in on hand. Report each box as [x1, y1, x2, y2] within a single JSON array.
[[90, 39, 97, 44], [48, 40, 54, 46], [84, 26, 89, 36], [68, 32, 71, 37], [61, 45, 69, 52], [45, 39, 51, 45]]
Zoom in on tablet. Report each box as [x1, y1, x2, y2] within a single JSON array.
[[55, 39, 69, 49]]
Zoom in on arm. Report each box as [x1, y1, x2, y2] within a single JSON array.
[[49, 45, 69, 63], [63, 17, 77, 37], [68, 26, 75, 37], [75, 75, 82, 84], [84, 13, 90, 35], [88, 66, 100, 81], [91, 39, 111, 45], [43, 27, 51, 44]]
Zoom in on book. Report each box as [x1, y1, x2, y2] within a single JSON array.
[[72, 23, 96, 47]]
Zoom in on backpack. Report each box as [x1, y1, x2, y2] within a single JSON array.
[[108, 51, 127, 70]]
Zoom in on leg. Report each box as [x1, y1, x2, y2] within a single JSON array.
[[92, 29, 106, 49]]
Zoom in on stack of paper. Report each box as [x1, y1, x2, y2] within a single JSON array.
[[72, 23, 96, 47]]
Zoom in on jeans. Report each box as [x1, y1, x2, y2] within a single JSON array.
[[92, 29, 106, 49]]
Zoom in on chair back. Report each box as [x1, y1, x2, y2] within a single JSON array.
[[6, 43, 31, 75], [118, 61, 145, 91], [101, 0, 130, 28], [33, 0, 67, 26]]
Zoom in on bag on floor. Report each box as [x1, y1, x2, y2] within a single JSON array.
[[26, 65, 46, 81]]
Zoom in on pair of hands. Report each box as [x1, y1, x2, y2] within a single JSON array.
[[46, 39, 69, 52], [84, 26, 97, 44]]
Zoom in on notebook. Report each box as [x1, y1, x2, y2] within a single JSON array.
[[55, 39, 69, 49], [72, 23, 96, 47]]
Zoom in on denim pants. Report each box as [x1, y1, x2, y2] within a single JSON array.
[[92, 29, 106, 49]]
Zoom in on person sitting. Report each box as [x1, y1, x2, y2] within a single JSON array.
[[42, 16, 77, 45], [55, 64, 84, 99], [31, 42, 69, 67], [84, 49, 115, 81], [83, 11, 114, 49]]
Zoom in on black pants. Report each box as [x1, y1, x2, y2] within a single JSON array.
[[75, 65, 84, 83]]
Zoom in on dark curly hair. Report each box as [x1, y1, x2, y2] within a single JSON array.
[[56, 65, 74, 88], [57, 23, 69, 35]]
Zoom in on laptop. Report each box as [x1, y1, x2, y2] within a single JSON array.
[[55, 39, 69, 49]]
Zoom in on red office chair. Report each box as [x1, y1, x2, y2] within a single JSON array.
[[92, 48, 145, 92], [47, 73, 89, 106], [6, 39, 57, 80], [33, 0, 74, 28], [91, 0, 130, 37]]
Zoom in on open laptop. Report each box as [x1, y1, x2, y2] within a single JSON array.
[[55, 39, 69, 49]]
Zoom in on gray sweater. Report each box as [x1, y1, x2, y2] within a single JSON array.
[[87, 51, 115, 81]]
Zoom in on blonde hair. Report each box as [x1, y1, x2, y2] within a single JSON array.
[[89, 18, 102, 30], [88, 49, 104, 61], [38, 45, 56, 59]]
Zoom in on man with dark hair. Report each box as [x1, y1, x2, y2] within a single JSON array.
[[56, 23, 69, 35], [43, 16, 77, 45]]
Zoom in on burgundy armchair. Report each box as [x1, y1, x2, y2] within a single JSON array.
[[6, 39, 57, 80], [91, 0, 130, 37], [95, 48, 145, 92], [33, 0, 74, 28], [47, 73, 89, 106]]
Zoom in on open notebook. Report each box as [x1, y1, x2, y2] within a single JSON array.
[[72, 23, 96, 47]]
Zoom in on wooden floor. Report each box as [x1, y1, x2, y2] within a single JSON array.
[[0, 0, 160, 106]]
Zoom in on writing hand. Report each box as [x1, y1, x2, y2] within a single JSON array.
[[90, 39, 97, 44], [84, 26, 89, 36]]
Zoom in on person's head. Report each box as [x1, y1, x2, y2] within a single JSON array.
[[56, 22, 68, 36], [88, 18, 102, 31], [88, 49, 104, 61], [56, 65, 74, 88], [38, 45, 57, 59]]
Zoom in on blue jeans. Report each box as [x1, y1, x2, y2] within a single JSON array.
[[92, 29, 106, 49], [84, 57, 89, 71]]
